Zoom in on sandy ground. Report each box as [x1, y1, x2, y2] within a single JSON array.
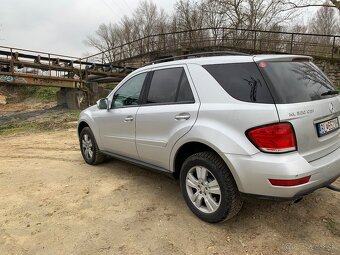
[[0, 129, 339, 255], [0, 98, 57, 115]]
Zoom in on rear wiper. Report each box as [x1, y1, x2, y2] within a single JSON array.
[[321, 90, 339, 96]]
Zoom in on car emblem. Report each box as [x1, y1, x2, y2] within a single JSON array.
[[329, 102, 335, 113]]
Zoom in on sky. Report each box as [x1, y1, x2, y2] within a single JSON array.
[[0, 0, 177, 57], [0, 0, 326, 59]]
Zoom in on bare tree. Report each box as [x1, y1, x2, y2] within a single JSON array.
[[131, 1, 168, 53], [208, 0, 299, 30], [84, 0, 339, 62], [309, 1, 340, 35], [84, 23, 120, 62], [175, 0, 204, 30], [85, 1, 169, 63], [306, 1, 340, 57], [285, 0, 340, 11], [175, 0, 206, 48], [201, 0, 227, 45]]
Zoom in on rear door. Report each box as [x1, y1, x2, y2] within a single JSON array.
[[136, 65, 200, 169], [256, 57, 340, 162]]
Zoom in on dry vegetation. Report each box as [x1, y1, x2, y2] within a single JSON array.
[[0, 85, 79, 136]]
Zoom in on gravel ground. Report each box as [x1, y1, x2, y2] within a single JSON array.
[[0, 129, 339, 255]]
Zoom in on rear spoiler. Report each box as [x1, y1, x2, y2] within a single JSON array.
[[253, 55, 313, 63]]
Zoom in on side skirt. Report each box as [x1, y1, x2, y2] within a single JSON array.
[[101, 151, 174, 178]]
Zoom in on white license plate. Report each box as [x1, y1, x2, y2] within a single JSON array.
[[316, 117, 340, 137]]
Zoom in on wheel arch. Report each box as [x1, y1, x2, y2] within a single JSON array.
[[171, 141, 242, 190], [78, 121, 90, 137], [173, 142, 213, 179]]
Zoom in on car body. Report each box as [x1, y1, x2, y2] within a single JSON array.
[[78, 54, 340, 222]]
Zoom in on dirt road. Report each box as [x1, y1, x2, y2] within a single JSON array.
[[0, 129, 339, 255]]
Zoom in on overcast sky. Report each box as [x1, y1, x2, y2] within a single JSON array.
[[0, 0, 177, 57]]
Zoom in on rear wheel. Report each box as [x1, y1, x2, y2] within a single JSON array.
[[180, 151, 242, 223], [79, 127, 105, 165]]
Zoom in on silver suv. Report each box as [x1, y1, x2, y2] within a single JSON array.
[[78, 54, 340, 223]]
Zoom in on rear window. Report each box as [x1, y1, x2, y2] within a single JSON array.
[[203, 63, 274, 104], [258, 61, 336, 104]]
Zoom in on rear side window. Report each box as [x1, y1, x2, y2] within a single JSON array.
[[203, 63, 274, 104], [146, 67, 194, 104], [258, 61, 336, 104], [177, 72, 195, 102]]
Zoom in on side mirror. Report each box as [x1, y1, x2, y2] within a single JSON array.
[[97, 98, 109, 110]]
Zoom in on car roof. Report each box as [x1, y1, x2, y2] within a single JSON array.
[[133, 54, 312, 74]]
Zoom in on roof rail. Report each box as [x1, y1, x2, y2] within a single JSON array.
[[144, 51, 250, 66]]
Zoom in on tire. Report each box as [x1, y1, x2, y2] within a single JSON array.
[[79, 127, 105, 165], [180, 151, 243, 223]]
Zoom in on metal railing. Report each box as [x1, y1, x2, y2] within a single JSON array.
[[0, 45, 134, 87], [0, 45, 84, 84], [83, 27, 340, 65]]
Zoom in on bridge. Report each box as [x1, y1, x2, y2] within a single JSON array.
[[85, 27, 340, 64], [0, 46, 136, 108], [1, 27, 339, 109]]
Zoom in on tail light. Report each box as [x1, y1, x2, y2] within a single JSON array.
[[269, 176, 311, 186], [246, 123, 297, 153]]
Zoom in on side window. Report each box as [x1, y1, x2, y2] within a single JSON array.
[[203, 63, 274, 104], [147, 68, 182, 104], [146, 67, 194, 104], [111, 72, 147, 108], [177, 72, 195, 102]]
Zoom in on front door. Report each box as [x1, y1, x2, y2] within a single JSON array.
[[95, 72, 148, 159]]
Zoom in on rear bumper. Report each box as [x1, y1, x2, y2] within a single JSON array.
[[240, 176, 338, 201], [224, 146, 340, 199]]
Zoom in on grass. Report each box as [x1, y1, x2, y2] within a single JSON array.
[[32, 87, 60, 101], [23, 86, 60, 101], [0, 85, 60, 102], [0, 110, 80, 136]]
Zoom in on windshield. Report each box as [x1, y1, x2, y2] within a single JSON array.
[[258, 61, 337, 104]]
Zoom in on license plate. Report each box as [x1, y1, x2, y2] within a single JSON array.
[[316, 117, 340, 137]]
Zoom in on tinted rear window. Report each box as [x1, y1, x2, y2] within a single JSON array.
[[177, 72, 195, 102], [258, 61, 336, 104], [147, 68, 182, 104], [203, 63, 274, 104]]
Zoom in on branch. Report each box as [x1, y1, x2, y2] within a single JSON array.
[[284, 1, 339, 11]]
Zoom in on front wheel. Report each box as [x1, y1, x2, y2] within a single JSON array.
[[180, 151, 243, 223], [79, 127, 105, 165]]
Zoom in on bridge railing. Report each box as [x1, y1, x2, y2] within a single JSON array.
[[0, 45, 136, 88], [83, 27, 340, 65], [0, 45, 84, 83]]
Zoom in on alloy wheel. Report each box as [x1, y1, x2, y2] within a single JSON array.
[[82, 133, 94, 160], [185, 166, 222, 213]]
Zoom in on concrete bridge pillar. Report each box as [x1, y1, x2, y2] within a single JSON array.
[[56, 83, 112, 110], [57, 88, 88, 110]]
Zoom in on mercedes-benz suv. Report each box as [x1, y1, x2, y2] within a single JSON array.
[[78, 54, 340, 223]]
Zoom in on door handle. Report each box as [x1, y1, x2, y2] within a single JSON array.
[[175, 113, 191, 121], [124, 116, 134, 122]]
